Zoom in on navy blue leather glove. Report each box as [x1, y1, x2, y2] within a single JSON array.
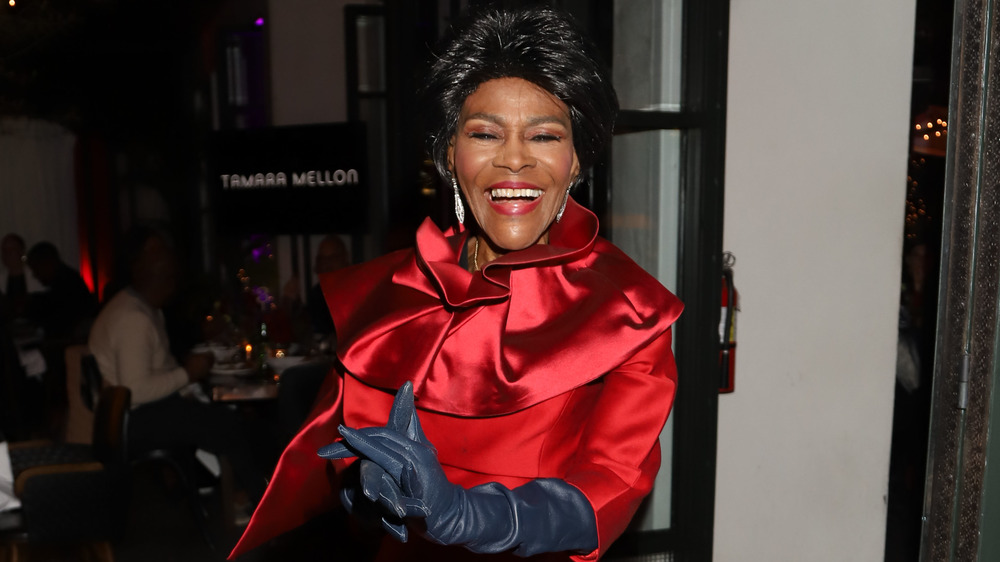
[[318, 382, 598, 557], [320, 383, 427, 542], [338, 459, 418, 541]]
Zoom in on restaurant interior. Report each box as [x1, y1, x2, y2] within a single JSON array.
[[0, 0, 954, 560]]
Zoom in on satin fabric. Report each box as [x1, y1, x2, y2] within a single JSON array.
[[230, 199, 683, 560]]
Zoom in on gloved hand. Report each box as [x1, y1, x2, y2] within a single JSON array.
[[337, 459, 416, 541], [320, 382, 427, 541], [318, 382, 598, 557]]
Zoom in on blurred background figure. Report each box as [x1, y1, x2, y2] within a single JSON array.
[[278, 234, 349, 349], [24, 241, 97, 341], [307, 235, 348, 340], [87, 233, 268, 514], [19, 241, 98, 437], [0, 233, 42, 322], [273, 235, 348, 443], [0, 235, 47, 437], [100, 225, 167, 308]]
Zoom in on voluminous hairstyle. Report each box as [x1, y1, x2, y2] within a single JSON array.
[[422, 7, 619, 180]]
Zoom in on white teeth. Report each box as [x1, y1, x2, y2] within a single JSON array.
[[490, 188, 542, 199]]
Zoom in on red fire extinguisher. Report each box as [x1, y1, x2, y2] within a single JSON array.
[[719, 252, 738, 393]]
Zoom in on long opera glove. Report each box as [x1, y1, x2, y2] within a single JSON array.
[[319, 382, 598, 557]]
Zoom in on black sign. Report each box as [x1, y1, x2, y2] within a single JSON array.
[[207, 123, 368, 234]]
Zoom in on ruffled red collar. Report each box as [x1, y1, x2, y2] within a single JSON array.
[[403, 197, 601, 308], [322, 199, 682, 416]]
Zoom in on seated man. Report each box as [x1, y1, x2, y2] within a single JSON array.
[[87, 236, 267, 508]]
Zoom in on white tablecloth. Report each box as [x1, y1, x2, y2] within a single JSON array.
[[0, 441, 21, 512], [18, 347, 46, 379]]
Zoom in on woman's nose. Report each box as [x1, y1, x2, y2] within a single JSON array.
[[493, 138, 534, 172]]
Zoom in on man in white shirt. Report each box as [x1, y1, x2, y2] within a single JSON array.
[[88, 234, 266, 504], [88, 241, 211, 406]]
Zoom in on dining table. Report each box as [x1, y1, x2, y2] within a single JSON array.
[[208, 375, 279, 403], [200, 351, 329, 404]]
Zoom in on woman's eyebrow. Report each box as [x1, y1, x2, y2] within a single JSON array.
[[464, 112, 503, 124], [463, 113, 570, 127], [526, 115, 570, 127]]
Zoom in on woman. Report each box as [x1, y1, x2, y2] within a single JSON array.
[[231, 8, 682, 561]]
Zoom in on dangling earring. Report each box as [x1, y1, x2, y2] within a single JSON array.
[[555, 188, 571, 222], [451, 174, 465, 225]]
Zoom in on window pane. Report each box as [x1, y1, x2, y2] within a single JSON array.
[[610, 129, 681, 531], [613, 0, 683, 111], [356, 15, 385, 93]]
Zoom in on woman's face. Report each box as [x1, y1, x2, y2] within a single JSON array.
[[448, 77, 580, 253]]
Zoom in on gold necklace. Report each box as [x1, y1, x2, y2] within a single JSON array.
[[473, 236, 480, 272]]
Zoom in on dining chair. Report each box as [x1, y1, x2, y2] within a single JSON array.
[[128, 443, 219, 551], [77, 355, 220, 552], [2, 385, 131, 562], [0, 324, 34, 442], [276, 359, 332, 444], [63, 344, 95, 445]]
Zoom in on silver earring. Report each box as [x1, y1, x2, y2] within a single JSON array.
[[452, 175, 465, 225], [555, 188, 571, 222]]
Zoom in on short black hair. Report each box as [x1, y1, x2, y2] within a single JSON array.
[[422, 7, 618, 180], [26, 241, 60, 264], [120, 226, 168, 272]]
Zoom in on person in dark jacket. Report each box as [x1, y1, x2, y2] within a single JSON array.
[[25, 242, 96, 340]]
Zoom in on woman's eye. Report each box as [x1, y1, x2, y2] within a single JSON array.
[[531, 133, 561, 142], [469, 132, 498, 140]]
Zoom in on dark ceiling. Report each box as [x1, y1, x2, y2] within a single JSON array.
[[0, 0, 226, 140]]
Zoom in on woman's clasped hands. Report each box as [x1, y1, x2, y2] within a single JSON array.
[[319, 381, 597, 556], [318, 381, 441, 542]]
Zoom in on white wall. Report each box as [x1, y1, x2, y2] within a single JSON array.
[[0, 118, 80, 270], [715, 1, 915, 560], [267, 0, 377, 126], [266, 0, 377, 290]]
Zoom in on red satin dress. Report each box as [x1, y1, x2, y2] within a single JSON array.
[[230, 199, 683, 561]]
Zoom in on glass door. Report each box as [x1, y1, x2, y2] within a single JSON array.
[[599, 0, 730, 559], [610, 1, 684, 535]]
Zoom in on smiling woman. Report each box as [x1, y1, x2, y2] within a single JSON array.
[[231, 8, 683, 562]]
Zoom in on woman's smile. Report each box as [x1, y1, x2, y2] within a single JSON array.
[[486, 181, 544, 215]]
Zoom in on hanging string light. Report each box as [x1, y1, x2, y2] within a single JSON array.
[[912, 107, 948, 157]]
